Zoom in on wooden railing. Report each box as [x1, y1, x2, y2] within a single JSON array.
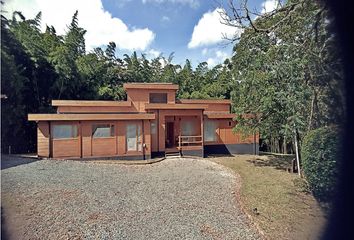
[[178, 135, 203, 150]]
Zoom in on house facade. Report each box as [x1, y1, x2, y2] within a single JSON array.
[[28, 83, 259, 160]]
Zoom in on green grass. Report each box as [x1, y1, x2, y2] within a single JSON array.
[[209, 154, 326, 240]]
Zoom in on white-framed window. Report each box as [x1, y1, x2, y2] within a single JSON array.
[[92, 124, 114, 138], [126, 123, 142, 151], [52, 125, 78, 139], [204, 120, 217, 142]]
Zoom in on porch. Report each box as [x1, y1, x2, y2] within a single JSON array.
[[164, 115, 204, 157]]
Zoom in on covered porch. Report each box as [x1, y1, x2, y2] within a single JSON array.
[[164, 115, 204, 157]]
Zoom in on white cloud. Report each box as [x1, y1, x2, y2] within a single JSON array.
[[206, 49, 230, 67], [3, 0, 155, 51], [142, 0, 200, 9], [161, 16, 170, 22], [147, 49, 161, 58], [202, 48, 208, 55], [188, 8, 242, 49], [206, 58, 216, 67], [261, 0, 280, 14]]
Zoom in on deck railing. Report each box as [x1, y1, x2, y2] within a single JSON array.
[[178, 135, 203, 150]]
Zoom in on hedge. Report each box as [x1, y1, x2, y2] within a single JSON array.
[[301, 125, 342, 201]]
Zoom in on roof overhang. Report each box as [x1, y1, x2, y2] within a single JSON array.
[[205, 113, 236, 119], [145, 103, 208, 110], [52, 100, 131, 107], [178, 99, 231, 104], [123, 83, 179, 90], [28, 113, 155, 121]]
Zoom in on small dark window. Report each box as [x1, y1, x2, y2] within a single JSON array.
[[149, 93, 167, 103], [229, 121, 232, 126]]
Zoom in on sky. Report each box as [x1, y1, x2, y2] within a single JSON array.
[[3, 0, 279, 68]]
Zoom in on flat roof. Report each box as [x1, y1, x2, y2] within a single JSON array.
[[145, 103, 208, 110], [52, 100, 131, 107], [123, 83, 179, 90], [28, 113, 155, 121], [205, 113, 236, 119], [178, 99, 231, 104]]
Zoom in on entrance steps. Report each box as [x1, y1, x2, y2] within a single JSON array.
[[165, 151, 181, 159]]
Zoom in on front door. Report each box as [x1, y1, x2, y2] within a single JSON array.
[[166, 122, 174, 148]]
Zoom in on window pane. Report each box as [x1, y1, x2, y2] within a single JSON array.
[[127, 124, 137, 151], [181, 120, 194, 136], [149, 93, 167, 103], [204, 120, 217, 142], [53, 125, 77, 139], [92, 124, 113, 138], [137, 125, 142, 152], [151, 122, 157, 134]]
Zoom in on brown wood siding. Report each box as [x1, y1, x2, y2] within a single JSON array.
[[81, 122, 92, 157], [52, 139, 80, 158], [37, 122, 50, 157], [143, 120, 151, 156], [204, 119, 257, 145], [92, 138, 117, 156]]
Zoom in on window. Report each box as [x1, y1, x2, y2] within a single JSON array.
[[126, 123, 142, 151], [151, 122, 157, 134], [92, 124, 114, 138], [52, 125, 78, 139], [149, 93, 167, 103], [204, 120, 217, 142], [181, 120, 194, 136]]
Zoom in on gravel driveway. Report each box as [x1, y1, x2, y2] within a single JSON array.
[[1, 156, 261, 240]]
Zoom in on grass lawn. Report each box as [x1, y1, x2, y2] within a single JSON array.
[[209, 154, 327, 240]]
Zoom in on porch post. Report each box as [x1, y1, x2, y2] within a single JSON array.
[[201, 109, 204, 157]]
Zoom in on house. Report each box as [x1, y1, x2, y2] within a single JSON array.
[[28, 83, 259, 160]]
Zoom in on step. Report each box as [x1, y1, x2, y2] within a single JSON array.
[[165, 152, 181, 158]]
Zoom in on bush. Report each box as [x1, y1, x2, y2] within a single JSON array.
[[301, 126, 342, 202]]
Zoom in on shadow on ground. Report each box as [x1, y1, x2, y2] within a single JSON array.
[[1, 155, 39, 170], [247, 155, 294, 171]]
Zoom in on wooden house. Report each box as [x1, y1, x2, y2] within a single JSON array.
[[28, 83, 259, 160]]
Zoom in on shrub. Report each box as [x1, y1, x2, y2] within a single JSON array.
[[301, 125, 342, 202]]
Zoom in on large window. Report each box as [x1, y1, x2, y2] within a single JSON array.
[[181, 120, 194, 136], [92, 124, 114, 138], [52, 125, 78, 139], [149, 93, 167, 103], [126, 123, 142, 151], [204, 120, 217, 142]]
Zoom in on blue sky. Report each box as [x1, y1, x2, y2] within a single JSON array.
[[4, 0, 278, 68]]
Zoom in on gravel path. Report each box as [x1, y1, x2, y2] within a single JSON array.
[[1, 156, 261, 240]]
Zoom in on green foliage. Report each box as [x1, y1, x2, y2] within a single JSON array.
[[301, 126, 341, 201], [229, 0, 344, 153]]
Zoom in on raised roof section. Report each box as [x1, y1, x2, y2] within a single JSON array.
[[123, 83, 179, 90]]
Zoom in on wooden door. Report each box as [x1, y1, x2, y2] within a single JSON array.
[[166, 122, 174, 148]]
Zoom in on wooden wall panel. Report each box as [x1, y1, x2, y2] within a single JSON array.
[[52, 139, 80, 158], [92, 138, 117, 156], [81, 121, 92, 157], [143, 120, 151, 156], [37, 122, 50, 157]]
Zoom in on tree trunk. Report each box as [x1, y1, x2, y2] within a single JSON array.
[[294, 127, 301, 177]]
